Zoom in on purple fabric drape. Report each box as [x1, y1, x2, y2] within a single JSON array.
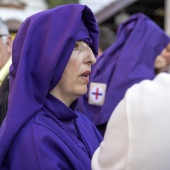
[[77, 13, 170, 132]]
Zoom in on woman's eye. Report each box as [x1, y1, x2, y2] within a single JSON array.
[[87, 43, 90, 47], [74, 43, 79, 50]]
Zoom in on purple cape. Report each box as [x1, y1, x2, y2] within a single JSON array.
[[2, 94, 102, 169], [0, 4, 100, 167], [77, 13, 170, 132]]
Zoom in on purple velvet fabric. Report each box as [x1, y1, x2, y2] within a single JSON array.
[[77, 13, 170, 134], [2, 94, 102, 169], [0, 4, 101, 169], [77, 20, 92, 45]]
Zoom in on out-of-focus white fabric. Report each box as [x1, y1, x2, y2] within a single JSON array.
[[92, 73, 170, 170]]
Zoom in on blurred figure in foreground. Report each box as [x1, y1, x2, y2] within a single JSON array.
[[92, 72, 170, 170]]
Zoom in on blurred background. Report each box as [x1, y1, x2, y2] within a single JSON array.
[[0, 0, 169, 38]]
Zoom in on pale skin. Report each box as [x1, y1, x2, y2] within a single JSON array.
[[50, 41, 96, 107], [0, 35, 12, 69], [154, 43, 170, 73]]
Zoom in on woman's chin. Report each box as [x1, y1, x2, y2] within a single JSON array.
[[77, 87, 88, 96]]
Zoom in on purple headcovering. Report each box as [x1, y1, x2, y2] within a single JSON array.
[[0, 4, 99, 165], [77, 19, 92, 45], [77, 13, 170, 128]]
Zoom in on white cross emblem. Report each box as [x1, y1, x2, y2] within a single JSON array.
[[88, 82, 107, 106]]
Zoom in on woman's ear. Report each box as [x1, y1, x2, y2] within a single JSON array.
[[6, 36, 13, 55]]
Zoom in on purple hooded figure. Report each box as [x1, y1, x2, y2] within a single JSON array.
[[77, 13, 170, 136], [0, 4, 102, 170]]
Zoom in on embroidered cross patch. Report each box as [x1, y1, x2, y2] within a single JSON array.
[[88, 82, 107, 106]]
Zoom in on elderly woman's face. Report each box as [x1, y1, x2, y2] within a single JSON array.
[[50, 41, 96, 106]]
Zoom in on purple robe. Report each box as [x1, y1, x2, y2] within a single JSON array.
[[2, 94, 101, 169], [77, 13, 170, 135], [0, 4, 102, 169]]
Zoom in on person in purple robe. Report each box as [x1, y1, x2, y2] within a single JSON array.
[[0, 4, 102, 170], [77, 13, 170, 136]]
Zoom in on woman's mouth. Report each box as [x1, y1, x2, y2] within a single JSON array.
[[80, 70, 91, 83]]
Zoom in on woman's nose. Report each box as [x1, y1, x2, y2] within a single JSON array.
[[87, 48, 97, 65]]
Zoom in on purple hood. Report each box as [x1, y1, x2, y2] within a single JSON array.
[[0, 4, 99, 165]]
